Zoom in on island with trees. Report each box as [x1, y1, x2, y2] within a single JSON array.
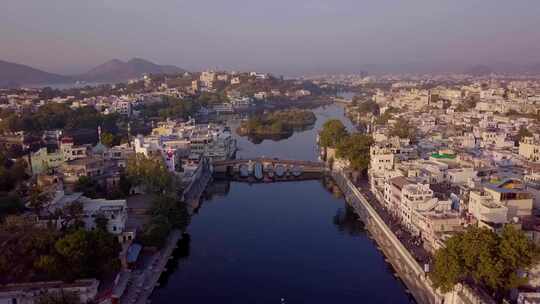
[[237, 109, 316, 141]]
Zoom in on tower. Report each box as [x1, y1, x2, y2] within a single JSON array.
[[127, 122, 132, 147], [97, 125, 102, 143]]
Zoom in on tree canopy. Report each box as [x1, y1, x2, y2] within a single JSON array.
[[238, 109, 316, 137], [430, 226, 539, 298], [126, 154, 177, 194], [355, 99, 380, 116], [139, 195, 190, 248], [0, 104, 118, 134], [0, 224, 120, 283], [516, 125, 533, 143], [388, 118, 417, 141], [137, 96, 199, 121], [319, 119, 348, 148], [74, 176, 103, 199], [336, 133, 374, 171]]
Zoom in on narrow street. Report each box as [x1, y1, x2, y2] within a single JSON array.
[[120, 230, 182, 304], [351, 174, 431, 266]]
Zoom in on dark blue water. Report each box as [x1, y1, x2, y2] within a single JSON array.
[[152, 104, 411, 303]]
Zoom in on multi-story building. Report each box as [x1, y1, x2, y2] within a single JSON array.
[[369, 142, 396, 196], [137, 120, 236, 163], [112, 99, 132, 117], [30, 147, 63, 175], [61, 156, 106, 184], [200, 70, 216, 88], [60, 136, 87, 161], [483, 179, 533, 219], [468, 189, 509, 228], [44, 191, 127, 235], [520, 136, 540, 162], [468, 179, 533, 229]]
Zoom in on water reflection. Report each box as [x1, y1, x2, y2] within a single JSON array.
[[320, 175, 344, 198], [152, 104, 411, 303], [202, 180, 231, 200], [158, 233, 191, 287], [333, 204, 365, 236], [243, 133, 293, 144]]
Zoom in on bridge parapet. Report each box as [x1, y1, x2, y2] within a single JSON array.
[[212, 158, 326, 180], [213, 158, 324, 167]]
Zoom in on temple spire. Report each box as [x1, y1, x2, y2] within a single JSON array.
[[98, 125, 102, 143]]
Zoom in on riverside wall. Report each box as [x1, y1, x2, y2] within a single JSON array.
[[331, 170, 494, 304]]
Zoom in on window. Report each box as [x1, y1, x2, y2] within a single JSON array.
[[113, 226, 117, 231]]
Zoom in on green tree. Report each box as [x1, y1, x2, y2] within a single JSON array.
[[74, 176, 102, 198], [126, 154, 176, 194], [375, 107, 398, 124], [139, 215, 172, 248], [138, 195, 191, 248], [54, 228, 120, 280], [497, 226, 539, 290], [100, 132, 115, 147], [28, 186, 50, 214], [336, 133, 374, 172], [430, 226, 540, 297], [34, 255, 61, 278], [52, 202, 84, 231], [388, 118, 417, 141], [431, 235, 464, 293], [516, 126, 533, 143], [319, 119, 348, 148], [355, 99, 380, 115], [54, 229, 91, 279], [151, 196, 191, 232], [0, 195, 24, 219]]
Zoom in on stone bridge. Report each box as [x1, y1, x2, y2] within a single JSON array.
[[212, 158, 326, 181]]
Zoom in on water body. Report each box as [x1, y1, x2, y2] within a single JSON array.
[[152, 104, 412, 303]]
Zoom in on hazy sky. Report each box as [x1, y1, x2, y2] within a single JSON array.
[[2, 0, 540, 75]]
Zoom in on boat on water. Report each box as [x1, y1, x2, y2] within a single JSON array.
[[265, 164, 274, 178], [275, 165, 285, 177], [247, 160, 255, 175], [254, 162, 263, 180], [239, 164, 249, 177], [292, 165, 302, 177]]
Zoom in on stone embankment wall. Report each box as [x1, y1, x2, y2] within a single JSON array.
[[331, 170, 495, 304]]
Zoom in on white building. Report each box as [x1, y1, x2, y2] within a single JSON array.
[[60, 137, 87, 161], [44, 191, 127, 235], [0, 279, 99, 304], [520, 136, 540, 162]]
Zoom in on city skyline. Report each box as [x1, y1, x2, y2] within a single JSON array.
[[2, 0, 540, 75]]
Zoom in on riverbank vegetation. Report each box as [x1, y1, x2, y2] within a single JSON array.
[[237, 109, 316, 137], [139, 195, 191, 248], [0, 103, 119, 136], [430, 226, 540, 299], [319, 119, 373, 173], [125, 154, 191, 248]]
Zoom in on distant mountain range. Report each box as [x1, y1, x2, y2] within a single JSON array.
[[0, 60, 70, 88], [0, 58, 186, 88]]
